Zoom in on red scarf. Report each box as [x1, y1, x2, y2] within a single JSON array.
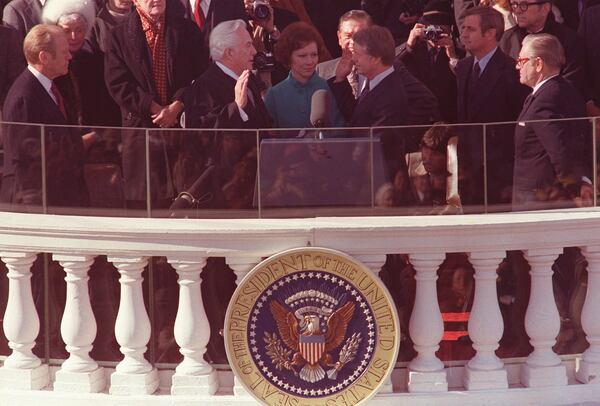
[[136, 5, 168, 106]]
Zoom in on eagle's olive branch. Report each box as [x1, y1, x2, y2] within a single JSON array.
[[327, 332, 363, 380], [263, 332, 297, 375]]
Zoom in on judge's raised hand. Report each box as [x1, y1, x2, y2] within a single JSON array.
[[235, 69, 250, 109], [334, 47, 354, 83]]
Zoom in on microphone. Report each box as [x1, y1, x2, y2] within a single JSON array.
[[310, 89, 332, 128], [169, 165, 215, 212]]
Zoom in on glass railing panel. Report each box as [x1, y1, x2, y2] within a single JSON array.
[[148, 128, 259, 219], [486, 117, 594, 213], [367, 123, 486, 215], [40, 124, 146, 217], [257, 127, 375, 217], [0, 122, 44, 213]]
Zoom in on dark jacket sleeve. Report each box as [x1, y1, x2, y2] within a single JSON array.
[[104, 29, 155, 118], [394, 60, 439, 124], [0, 27, 25, 107], [327, 77, 356, 123], [184, 81, 245, 129], [529, 98, 579, 186]]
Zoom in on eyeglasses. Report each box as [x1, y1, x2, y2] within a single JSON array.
[[516, 57, 536, 68], [509, 1, 549, 12]]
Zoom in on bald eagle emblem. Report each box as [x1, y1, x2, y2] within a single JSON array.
[[266, 295, 361, 383]]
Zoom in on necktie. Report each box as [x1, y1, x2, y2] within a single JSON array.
[[467, 62, 481, 96], [50, 82, 67, 119], [194, 0, 205, 29], [347, 66, 360, 99], [471, 61, 481, 81], [358, 79, 370, 103]]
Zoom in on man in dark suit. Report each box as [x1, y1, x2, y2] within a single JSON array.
[[513, 33, 587, 210], [2, 0, 43, 40], [499, 0, 585, 97], [456, 6, 528, 207], [183, 19, 270, 210], [104, 0, 205, 205], [329, 25, 412, 180], [0, 25, 25, 111], [316, 9, 438, 125], [184, 19, 271, 129], [1, 24, 91, 207]]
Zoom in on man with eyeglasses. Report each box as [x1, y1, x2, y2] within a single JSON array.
[[513, 33, 587, 210], [499, 0, 585, 97]]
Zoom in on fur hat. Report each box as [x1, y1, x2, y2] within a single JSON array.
[[42, 0, 96, 34]]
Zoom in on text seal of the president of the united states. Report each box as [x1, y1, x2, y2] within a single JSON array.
[[224, 247, 400, 405]]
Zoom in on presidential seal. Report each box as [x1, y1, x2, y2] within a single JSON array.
[[224, 248, 399, 406]]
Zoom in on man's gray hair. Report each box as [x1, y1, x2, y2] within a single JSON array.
[[522, 33, 565, 70], [210, 19, 248, 61]]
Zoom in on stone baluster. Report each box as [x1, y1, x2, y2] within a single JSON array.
[[577, 246, 600, 384], [354, 254, 394, 394], [53, 254, 105, 393], [407, 252, 447, 392], [521, 248, 567, 387], [227, 256, 262, 396], [168, 256, 217, 395], [0, 252, 49, 390], [107, 256, 158, 395], [227, 257, 261, 286], [464, 251, 508, 390]]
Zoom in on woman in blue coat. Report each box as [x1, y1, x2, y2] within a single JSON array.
[[265, 22, 345, 130]]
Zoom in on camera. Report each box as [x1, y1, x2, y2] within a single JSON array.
[[253, 0, 271, 20], [253, 51, 275, 72], [423, 25, 444, 42]]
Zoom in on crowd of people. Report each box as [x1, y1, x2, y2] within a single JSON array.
[[0, 0, 599, 213]]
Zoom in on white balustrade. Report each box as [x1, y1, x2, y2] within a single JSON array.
[[407, 252, 447, 392], [168, 256, 217, 395], [521, 248, 567, 387], [464, 251, 508, 390], [0, 251, 49, 390], [226, 256, 261, 396], [577, 246, 600, 384], [0, 210, 600, 404], [227, 256, 262, 285], [53, 254, 105, 393], [107, 256, 158, 395]]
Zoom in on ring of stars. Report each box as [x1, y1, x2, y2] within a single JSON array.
[[248, 271, 377, 397]]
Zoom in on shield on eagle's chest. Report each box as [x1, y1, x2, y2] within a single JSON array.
[[299, 334, 326, 365]]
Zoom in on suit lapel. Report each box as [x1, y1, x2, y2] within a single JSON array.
[[518, 93, 535, 120], [25, 69, 66, 124]]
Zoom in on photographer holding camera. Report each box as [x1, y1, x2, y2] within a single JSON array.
[[398, 0, 462, 122]]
